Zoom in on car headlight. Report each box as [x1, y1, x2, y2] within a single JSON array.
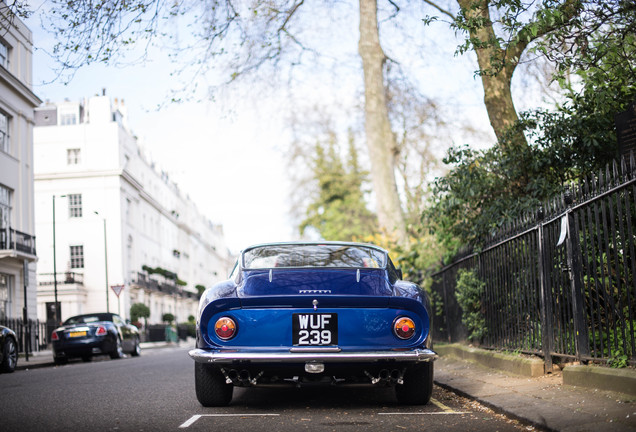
[[393, 316, 416, 339], [214, 317, 237, 340]]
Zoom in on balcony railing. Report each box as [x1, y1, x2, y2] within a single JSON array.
[[38, 272, 84, 286], [0, 226, 36, 256], [132, 272, 197, 299]]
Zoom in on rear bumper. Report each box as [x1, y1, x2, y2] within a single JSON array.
[[189, 347, 437, 364]]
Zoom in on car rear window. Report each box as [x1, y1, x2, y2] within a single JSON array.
[[243, 244, 387, 269]]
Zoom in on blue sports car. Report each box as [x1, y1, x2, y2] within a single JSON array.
[[189, 242, 437, 406]]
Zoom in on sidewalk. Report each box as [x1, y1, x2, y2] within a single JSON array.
[[15, 340, 179, 370], [435, 346, 636, 432]]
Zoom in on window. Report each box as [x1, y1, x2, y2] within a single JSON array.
[[60, 113, 77, 125], [0, 184, 10, 230], [0, 273, 10, 320], [0, 112, 8, 153], [67, 148, 81, 165], [0, 41, 8, 69], [68, 194, 82, 218], [70, 245, 84, 269]]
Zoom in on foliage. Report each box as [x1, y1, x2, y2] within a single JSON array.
[[455, 268, 486, 343], [425, 9, 636, 255], [195, 284, 206, 296], [162, 313, 175, 324], [299, 132, 378, 241], [130, 302, 151, 322], [142, 265, 187, 286]]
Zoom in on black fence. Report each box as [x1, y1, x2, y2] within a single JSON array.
[[431, 151, 636, 368], [0, 318, 48, 353]]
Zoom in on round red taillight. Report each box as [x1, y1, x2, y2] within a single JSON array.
[[51, 331, 59, 341], [214, 317, 237, 340], [393, 317, 416, 339]]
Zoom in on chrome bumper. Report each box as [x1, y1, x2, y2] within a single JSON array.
[[189, 347, 437, 364]]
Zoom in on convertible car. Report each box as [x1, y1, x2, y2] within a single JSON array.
[[51, 313, 141, 364], [0, 325, 18, 373], [189, 242, 437, 406]]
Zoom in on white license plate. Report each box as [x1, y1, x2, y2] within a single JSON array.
[[292, 313, 338, 346]]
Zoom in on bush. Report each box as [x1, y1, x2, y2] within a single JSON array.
[[455, 268, 487, 343]]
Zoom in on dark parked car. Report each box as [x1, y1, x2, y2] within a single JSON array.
[[0, 325, 18, 373], [51, 313, 141, 364], [190, 242, 437, 407]]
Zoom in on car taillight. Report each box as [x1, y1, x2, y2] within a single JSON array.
[[393, 317, 416, 339], [51, 331, 59, 341], [96, 326, 107, 336], [214, 317, 237, 340]]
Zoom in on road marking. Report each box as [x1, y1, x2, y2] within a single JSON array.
[[377, 398, 470, 415], [430, 397, 455, 412], [179, 414, 280, 428]]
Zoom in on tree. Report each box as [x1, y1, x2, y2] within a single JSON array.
[[130, 302, 151, 328], [424, 0, 583, 149], [359, 0, 407, 244], [300, 131, 378, 240], [425, 3, 636, 253]]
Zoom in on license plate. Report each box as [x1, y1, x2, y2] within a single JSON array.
[[292, 313, 338, 346], [68, 331, 87, 338]]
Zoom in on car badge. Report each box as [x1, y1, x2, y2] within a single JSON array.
[[312, 299, 319, 311]]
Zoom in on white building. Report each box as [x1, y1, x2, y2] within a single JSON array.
[[34, 93, 233, 328], [0, 4, 41, 322]]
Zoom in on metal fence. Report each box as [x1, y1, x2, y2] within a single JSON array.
[[0, 318, 49, 354], [431, 151, 636, 368]]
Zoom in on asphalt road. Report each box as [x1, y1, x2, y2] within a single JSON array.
[[0, 346, 534, 432]]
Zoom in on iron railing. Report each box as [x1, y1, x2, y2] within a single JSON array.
[[431, 151, 636, 367], [0, 318, 48, 353], [0, 227, 36, 255]]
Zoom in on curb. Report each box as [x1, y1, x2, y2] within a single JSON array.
[[15, 340, 185, 371], [563, 364, 636, 396], [435, 343, 545, 377]]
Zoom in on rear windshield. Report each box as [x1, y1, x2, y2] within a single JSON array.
[[64, 314, 112, 325], [243, 244, 387, 269]]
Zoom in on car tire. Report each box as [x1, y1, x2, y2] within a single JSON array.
[[194, 362, 233, 407], [131, 337, 141, 357], [0, 337, 18, 373], [54, 356, 68, 366], [81, 355, 92, 362], [110, 336, 124, 359], [395, 361, 433, 405]]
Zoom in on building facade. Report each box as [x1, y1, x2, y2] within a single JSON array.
[[34, 94, 233, 328], [0, 4, 41, 322]]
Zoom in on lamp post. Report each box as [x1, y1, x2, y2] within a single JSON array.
[[94, 212, 109, 312], [52, 195, 58, 325]]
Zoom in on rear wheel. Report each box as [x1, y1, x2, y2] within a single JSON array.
[[395, 361, 433, 405], [110, 336, 124, 359], [194, 362, 233, 407], [0, 337, 17, 373], [131, 337, 141, 357]]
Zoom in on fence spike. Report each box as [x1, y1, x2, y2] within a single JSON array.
[[621, 154, 628, 182], [612, 159, 619, 185], [630, 149, 635, 179]]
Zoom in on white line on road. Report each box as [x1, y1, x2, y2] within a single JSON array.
[[179, 414, 281, 428]]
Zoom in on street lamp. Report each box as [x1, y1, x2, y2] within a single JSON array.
[[94, 211, 109, 313]]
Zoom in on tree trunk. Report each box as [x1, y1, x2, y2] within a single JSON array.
[[358, 0, 407, 244], [456, 0, 527, 148]]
